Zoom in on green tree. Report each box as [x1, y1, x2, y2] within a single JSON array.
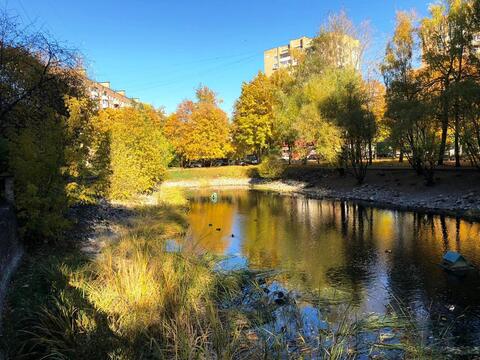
[[232, 72, 274, 160], [320, 69, 376, 184], [270, 69, 297, 163]]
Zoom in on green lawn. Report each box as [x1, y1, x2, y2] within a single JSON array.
[[166, 165, 258, 181]]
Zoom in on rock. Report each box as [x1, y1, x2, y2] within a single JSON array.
[[300, 305, 328, 339]]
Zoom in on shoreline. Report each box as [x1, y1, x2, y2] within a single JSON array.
[[161, 176, 480, 222]]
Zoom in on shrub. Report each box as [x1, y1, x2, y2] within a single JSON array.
[[258, 154, 285, 179]]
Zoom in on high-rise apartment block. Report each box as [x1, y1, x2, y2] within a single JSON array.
[[263, 34, 361, 77], [264, 36, 312, 77]]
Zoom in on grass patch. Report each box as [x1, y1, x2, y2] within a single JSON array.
[[155, 187, 189, 207], [166, 165, 257, 181]]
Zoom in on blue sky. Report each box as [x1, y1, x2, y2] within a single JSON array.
[[3, 0, 429, 115]]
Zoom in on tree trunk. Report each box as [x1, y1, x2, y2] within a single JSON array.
[[438, 93, 449, 166], [368, 141, 373, 165], [399, 149, 404, 163], [454, 104, 461, 168]]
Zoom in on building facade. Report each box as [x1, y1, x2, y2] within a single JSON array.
[[264, 36, 312, 77], [87, 80, 136, 109], [264, 34, 361, 77]]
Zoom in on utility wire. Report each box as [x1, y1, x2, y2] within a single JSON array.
[[128, 53, 260, 92], [124, 50, 263, 89]]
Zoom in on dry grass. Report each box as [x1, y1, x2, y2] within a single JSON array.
[[8, 198, 254, 359]]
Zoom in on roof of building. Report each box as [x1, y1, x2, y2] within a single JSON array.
[[264, 36, 312, 52]]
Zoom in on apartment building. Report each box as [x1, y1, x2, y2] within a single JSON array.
[[264, 36, 312, 77], [473, 33, 480, 54], [264, 34, 361, 76], [87, 80, 135, 109]]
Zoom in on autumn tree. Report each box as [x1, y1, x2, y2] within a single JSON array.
[[420, 0, 477, 166], [0, 11, 81, 132], [295, 11, 367, 84], [364, 80, 386, 163], [457, 80, 480, 168], [96, 105, 172, 199], [64, 96, 111, 203], [232, 72, 274, 160], [165, 86, 231, 165], [320, 69, 376, 184], [269, 69, 298, 163], [0, 11, 88, 241], [382, 12, 442, 185]]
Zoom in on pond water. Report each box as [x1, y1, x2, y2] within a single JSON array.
[[186, 189, 480, 347]]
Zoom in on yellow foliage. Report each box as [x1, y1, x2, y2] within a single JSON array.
[[165, 86, 232, 162], [95, 106, 172, 199]]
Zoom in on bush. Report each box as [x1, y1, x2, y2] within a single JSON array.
[[257, 155, 285, 179]]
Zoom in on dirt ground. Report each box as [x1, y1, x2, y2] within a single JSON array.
[[283, 166, 480, 220]]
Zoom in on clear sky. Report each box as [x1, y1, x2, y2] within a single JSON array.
[[2, 0, 429, 115]]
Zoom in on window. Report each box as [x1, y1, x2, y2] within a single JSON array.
[[102, 99, 109, 109]]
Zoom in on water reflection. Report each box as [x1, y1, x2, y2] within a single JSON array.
[[187, 189, 480, 346]]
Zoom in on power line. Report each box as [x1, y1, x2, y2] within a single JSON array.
[[122, 50, 263, 89], [128, 53, 260, 92]]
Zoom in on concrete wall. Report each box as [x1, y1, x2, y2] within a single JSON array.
[[0, 203, 22, 334]]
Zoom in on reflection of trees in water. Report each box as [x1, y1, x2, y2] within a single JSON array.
[[188, 191, 480, 345], [327, 203, 379, 305], [188, 197, 235, 253], [385, 212, 480, 347]]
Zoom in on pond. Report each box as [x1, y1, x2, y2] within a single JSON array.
[[186, 189, 480, 348]]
